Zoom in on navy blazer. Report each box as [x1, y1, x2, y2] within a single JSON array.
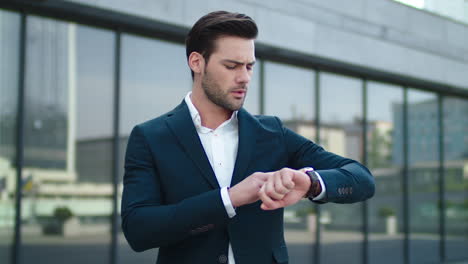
[[121, 101, 375, 264]]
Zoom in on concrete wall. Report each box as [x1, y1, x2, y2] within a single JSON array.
[[67, 0, 468, 90]]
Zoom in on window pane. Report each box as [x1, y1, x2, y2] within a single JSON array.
[[118, 34, 191, 262], [265, 62, 314, 121], [21, 18, 114, 264], [319, 72, 363, 264], [407, 90, 440, 263], [119, 35, 191, 136], [0, 9, 20, 263], [367, 82, 404, 264], [443, 97, 468, 261], [265, 61, 316, 264]]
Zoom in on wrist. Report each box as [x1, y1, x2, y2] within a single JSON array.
[[228, 187, 241, 208]]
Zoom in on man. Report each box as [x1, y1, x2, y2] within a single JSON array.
[[121, 11, 374, 264]]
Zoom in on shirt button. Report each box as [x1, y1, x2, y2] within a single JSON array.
[[218, 254, 227, 263]]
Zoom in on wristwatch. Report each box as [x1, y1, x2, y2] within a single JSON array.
[[302, 167, 321, 198]]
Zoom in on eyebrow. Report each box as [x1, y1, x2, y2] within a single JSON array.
[[222, 59, 256, 66]]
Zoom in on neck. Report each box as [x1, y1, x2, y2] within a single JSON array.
[[190, 88, 232, 130]]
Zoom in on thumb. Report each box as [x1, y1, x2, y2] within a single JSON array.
[[256, 172, 272, 182], [261, 202, 274, 210], [293, 170, 310, 185]]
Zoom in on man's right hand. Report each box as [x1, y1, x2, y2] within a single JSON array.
[[228, 172, 269, 207]]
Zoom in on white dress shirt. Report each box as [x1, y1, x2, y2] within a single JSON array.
[[185, 92, 238, 263], [184, 92, 326, 263]]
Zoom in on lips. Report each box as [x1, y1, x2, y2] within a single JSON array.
[[231, 89, 246, 95], [232, 90, 245, 94], [231, 90, 246, 98]]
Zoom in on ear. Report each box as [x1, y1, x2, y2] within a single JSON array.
[[188, 52, 205, 75]]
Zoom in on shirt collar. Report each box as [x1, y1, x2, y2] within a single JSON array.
[[184, 92, 238, 133]]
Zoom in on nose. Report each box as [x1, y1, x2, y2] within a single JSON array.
[[235, 67, 251, 84]]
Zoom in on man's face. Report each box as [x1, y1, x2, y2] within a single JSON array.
[[201, 36, 255, 112]]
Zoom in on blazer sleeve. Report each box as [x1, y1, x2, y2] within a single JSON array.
[[278, 118, 375, 204], [121, 125, 230, 252]]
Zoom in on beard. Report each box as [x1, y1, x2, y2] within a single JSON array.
[[201, 70, 247, 112]]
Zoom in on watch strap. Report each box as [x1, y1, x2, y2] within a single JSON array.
[[303, 167, 321, 198]]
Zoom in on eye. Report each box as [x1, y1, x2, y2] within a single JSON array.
[[225, 65, 236, 70], [247, 65, 254, 71]]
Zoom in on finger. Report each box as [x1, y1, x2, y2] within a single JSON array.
[[265, 176, 285, 200], [274, 171, 291, 195], [258, 184, 277, 209], [261, 199, 286, 210], [293, 171, 312, 190], [254, 172, 271, 182], [280, 170, 295, 190]]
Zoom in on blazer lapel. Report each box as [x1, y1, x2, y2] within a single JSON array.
[[165, 102, 219, 189], [230, 108, 258, 186]]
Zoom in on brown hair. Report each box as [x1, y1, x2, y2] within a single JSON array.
[[185, 11, 258, 78]]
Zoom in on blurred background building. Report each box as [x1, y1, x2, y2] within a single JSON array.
[[0, 0, 467, 263]]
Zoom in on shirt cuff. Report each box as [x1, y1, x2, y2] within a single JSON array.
[[220, 187, 236, 218], [312, 171, 326, 201]]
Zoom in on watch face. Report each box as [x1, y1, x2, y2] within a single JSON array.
[[305, 169, 318, 180]]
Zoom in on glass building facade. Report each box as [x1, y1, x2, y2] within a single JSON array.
[[0, 2, 467, 264]]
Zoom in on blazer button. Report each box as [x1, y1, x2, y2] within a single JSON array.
[[218, 254, 227, 263]]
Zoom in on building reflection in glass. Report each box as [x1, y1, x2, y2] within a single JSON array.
[[0, 9, 20, 264], [265, 61, 316, 264], [19, 18, 114, 264], [367, 82, 404, 264], [319, 72, 363, 264], [407, 90, 440, 263], [443, 97, 468, 261]]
